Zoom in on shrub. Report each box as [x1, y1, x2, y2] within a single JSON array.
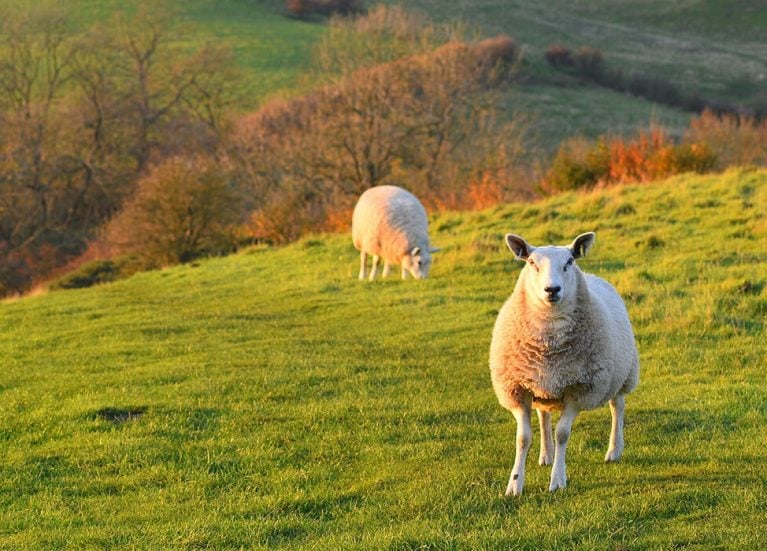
[[627, 75, 682, 107], [49, 256, 145, 290], [542, 128, 718, 192], [285, 0, 312, 18], [542, 137, 610, 192], [285, 0, 365, 18], [607, 128, 716, 183], [475, 35, 518, 66], [574, 46, 604, 78], [472, 35, 519, 85], [685, 109, 767, 168], [106, 156, 245, 265], [545, 44, 574, 67]]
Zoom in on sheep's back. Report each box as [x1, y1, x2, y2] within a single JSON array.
[[352, 186, 428, 262], [584, 274, 639, 395]]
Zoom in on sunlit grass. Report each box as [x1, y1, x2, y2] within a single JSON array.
[[0, 168, 764, 547]]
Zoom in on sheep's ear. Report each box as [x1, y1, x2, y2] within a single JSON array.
[[429, 247, 441, 254], [411, 247, 421, 257], [505, 234, 532, 260], [569, 232, 596, 259]]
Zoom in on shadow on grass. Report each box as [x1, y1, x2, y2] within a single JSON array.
[[93, 406, 147, 424]]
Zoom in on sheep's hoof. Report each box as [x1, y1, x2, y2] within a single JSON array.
[[604, 447, 623, 462], [548, 471, 567, 492], [538, 453, 552, 466], [505, 473, 524, 496]]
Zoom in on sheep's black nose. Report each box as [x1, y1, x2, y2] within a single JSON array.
[[545, 286, 561, 295]]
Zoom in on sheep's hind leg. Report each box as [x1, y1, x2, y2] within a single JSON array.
[[368, 255, 380, 281], [549, 403, 578, 492], [537, 409, 553, 466], [382, 262, 391, 278], [358, 251, 368, 280], [505, 406, 532, 496], [605, 394, 625, 462]]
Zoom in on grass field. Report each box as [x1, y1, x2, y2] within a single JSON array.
[[1, 168, 765, 548]]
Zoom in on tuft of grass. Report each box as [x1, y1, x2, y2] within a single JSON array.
[[0, 168, 765, 547]]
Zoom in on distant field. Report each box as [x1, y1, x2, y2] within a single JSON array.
[[0, 168, 764, 547], [47, 0, 325, 105], [383, 0, 767, 149], [387, 0, 767, 104], [8, 0, 761, 149]]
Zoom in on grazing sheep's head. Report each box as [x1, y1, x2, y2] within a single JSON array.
[[505, 232, 595, 306], [402, 246, 439, 279]]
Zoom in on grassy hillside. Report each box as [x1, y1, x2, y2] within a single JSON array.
[[1, 168, 765, 548], [51, 0, 324, 104], [20, 0, 761, 150], [388, 0, 767, 104], [381, 0, 767, 150]]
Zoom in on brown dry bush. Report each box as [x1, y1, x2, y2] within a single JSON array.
[[685, 109, 767, 168], [574, 46, 604, 78], [229, 7, 529, 243], [285, 0, 364, 18], [541, 128, 717, 193], [545, 44, 574, 67], [106, 157, 245, 265]]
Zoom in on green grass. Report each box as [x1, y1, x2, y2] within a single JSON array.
[[1, 168, 765, 548], [35, 0, 325, 105]]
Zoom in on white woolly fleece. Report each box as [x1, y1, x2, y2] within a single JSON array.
[[352, 185, 433, 279], [490, 267, 639, 412]]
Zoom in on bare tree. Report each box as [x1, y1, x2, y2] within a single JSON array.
[[0, 6, 78, 252], [111, 5, 234, 172], [0, 2, 239, 294]]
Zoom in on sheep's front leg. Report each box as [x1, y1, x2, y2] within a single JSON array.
[[382, 262, 391, 278], [358, 251, 368, 280], [550, 403, 578, 492], [401, 267, 409, 280], [605, 394, 625, 462], [537, 409, 553, 466], [368, 255, 380, 281], [505, 406, 532, 496]]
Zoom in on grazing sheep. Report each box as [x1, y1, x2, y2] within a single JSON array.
[[352, 185, 438, 281], [489, 232, 639, 495]]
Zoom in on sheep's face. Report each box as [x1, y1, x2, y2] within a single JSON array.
[[402, 247, 432, 279], [505, 233, 596, 307]]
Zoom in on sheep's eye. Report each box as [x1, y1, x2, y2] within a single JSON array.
[[528, 259, 538, 272], [564, 258, 574, 271], [418, 260, 422, 267]]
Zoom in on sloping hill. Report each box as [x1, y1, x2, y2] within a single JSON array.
[[390, 0, 767, 104], [1, 169, 765, 547], [45, 0, 766, 149], [389, 0, 767, 150]]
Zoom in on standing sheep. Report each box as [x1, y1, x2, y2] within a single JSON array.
[[352, 185, 438, 281], [489, 232, 639, 495]]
